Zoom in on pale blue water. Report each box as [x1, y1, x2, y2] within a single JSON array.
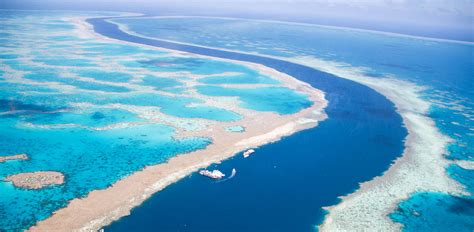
[[197, 85, 313, 114], [2, 10, 471, 231], [198, 72, 279, 85], [225, 125, 245, 132], [23, 108, 143, 128], [112, 17, 474, 230], [0, 119, 211, 231], [93, 16, 405, 231], [390, 193, 474, 232], [121, 56, 274, 78], [23, 72, 132, 93], [0, 11, 314, 231], [390, 164, 474, 231], [140, 74, 184, 92], [73, 69, 133, 82], [33, 57, 95, 67]]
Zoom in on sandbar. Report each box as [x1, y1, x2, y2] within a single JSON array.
[[97, 15, 472, 231], [286, 57, 467, 231], [5, 171, 65, 189], [27, 16, 328, 232], [0, 153, 28, 162]]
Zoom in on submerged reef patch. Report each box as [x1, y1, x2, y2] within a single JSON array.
[[0, 11, 324, 231]]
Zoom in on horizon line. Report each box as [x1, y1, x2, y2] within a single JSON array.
[[1, 8, 472, 45]]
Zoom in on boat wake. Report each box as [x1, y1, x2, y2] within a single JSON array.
[[216, 168, 237, 183]]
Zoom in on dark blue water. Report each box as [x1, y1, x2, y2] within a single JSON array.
[[2, 11, 337, 231], [88, 17, 406, 231], [111, 17, 474, 231]]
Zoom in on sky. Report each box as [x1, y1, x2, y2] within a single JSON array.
[[1, 0, 473, 41]]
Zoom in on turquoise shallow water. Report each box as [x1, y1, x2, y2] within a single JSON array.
[[33, 57, 95, 67], [92, 16, 407, 231], [73, 69, 133, 82], [113, 17, 474, 230], [199, 73, 279, 85], [0, 11, 315, 231], [197, 85, 313, 114], [135, 56, 258, 75], [225, 125, 245, 132], [23, 72, 132, 93], [23, 108, 143, 128], [140, 74, 184, 92], [390, 193, 474, 232], [3, 10, 470, 231], [0, 118, 211, 230]]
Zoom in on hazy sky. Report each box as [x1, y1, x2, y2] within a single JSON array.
[[1, 0, 473, 41]]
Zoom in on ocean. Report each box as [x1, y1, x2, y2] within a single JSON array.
[[90, 17, 407, 231], [101, 16, 473, 231], [1, 10, 471, 231], [0, 11, 322, 230]]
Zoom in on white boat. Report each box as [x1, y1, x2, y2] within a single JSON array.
[[243, 149, 255, 158], [199, 169, 225, 179]]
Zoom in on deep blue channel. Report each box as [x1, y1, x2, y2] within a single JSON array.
[[87, 17, 407, 231]]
